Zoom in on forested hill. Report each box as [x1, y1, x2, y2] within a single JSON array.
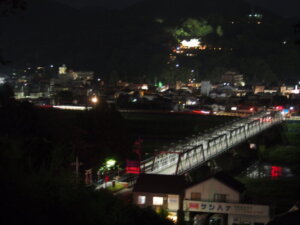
[[0, 0, 299, 84], [127, 0, 253, 19]]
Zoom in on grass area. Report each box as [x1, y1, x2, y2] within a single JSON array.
[[258, 122, 300, 174], [107, 182, 126, 192], [262, 145, 300, 164], [237, 122, 300, 215], [284, 122, 300, 145], [238, 177, 300, 214]]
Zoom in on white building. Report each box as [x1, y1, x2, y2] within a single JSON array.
[[201, 81, 212, 96], [184, 172, 269, 225]]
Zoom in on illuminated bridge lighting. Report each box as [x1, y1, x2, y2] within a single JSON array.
[[53, 105, 92, 111], [141, 111, 283, 175]]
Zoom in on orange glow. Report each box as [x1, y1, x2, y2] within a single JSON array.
[[199, 45, 207, 50]]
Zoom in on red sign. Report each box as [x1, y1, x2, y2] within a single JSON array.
[[189, 203, 200, 209], [271, 166, 282, 178], [126, 160, 141, 174]]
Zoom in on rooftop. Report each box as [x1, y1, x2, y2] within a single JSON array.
[[133, 173, 186, 195]]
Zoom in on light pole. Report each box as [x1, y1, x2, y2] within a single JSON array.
[[71, 156, 83, 183]]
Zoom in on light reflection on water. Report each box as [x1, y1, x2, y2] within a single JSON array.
[[244, 162, 293, 179]]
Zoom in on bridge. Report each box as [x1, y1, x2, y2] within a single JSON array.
[[140, 110, 283, 175]]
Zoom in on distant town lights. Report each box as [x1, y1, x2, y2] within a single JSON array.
[[0, 78, 5, 84], [248, 13, 262, 18], [53, 105, 92, 111], [186, 100, 197, 105], [141, 84, 148, 90], [181, 39, 200, 48]]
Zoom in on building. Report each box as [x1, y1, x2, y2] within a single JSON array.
[[254, 85, 278, 95], [69, 71, 94, 81], [221, 71, 245, 87], [184, 172, 269, 225], [201, 81, 212, 96], [133, 172, 270, 225], [280, 85, 300, 98], [133, 174, 186, 222]]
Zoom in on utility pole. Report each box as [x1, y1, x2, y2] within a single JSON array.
[[71, 156, 83, 183], [133, 137, 143, 172]]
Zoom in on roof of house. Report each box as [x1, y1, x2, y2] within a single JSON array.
[[187, 171, 245, 193], [133, 173, 186, 195], [133, 172, 245, 195]]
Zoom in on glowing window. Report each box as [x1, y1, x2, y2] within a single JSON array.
[[137, 196, 146, 204], [153, 197, 164, 205]]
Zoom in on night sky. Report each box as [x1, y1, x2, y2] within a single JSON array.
[[56, 0, 300, 18]]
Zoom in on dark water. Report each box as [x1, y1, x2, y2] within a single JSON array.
[[244, 162, 294, 179], [121, 111, 235, 155]]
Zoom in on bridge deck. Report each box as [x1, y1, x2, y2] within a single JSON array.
[[141, 111, 283, 175]]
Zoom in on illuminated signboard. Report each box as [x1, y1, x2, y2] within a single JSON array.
[[126, 160, 140, 174], [168, 195, 179, 211], [184, 201, 269, 216], [271, 166, 282, 178]]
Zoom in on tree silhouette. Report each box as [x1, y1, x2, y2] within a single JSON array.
[[0, 0, 26, 15], [168, 18, 213, 42], [0, 83, 14, 106]]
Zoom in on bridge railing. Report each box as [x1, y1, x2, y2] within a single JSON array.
[[141, 111, 283, 175]]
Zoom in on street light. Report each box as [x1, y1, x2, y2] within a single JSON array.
[[90, 96, 98, 104], [106, 159, 116, 168]]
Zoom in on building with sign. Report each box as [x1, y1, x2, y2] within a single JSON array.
[[183, 172, 269, 225], [184, 201, 269, 225], [133, 172, 270, 225]]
